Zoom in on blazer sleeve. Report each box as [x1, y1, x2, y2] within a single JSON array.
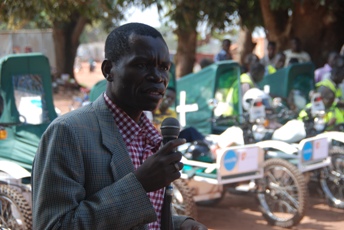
[[172, 215, 194, 230], [32, 118, 156, 230]]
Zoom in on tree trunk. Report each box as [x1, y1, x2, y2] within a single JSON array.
[[52, 16, 88, 85], [236, 26, 256, 66], [175, 28, 197, 78], [259, 0, 344, 67]]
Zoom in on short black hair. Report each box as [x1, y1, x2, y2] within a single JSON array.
[[250, 62, 265, 83], [268, 41, 276, 48], [222, 39, 231, 47], [105, 23, 165, 63], [199, 58, 214, 69]]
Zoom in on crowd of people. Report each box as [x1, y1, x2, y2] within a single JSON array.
[[211, 36, 344, 130]]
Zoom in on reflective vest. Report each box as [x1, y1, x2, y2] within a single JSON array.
[[240, 73, 254, 88], [316, 79, 342, 99], [298, 103, 344, 130], [266, 65, 276, 75], [222, 73, 257, 116]]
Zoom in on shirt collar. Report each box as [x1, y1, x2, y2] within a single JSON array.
[[103, 93, 162, 145]]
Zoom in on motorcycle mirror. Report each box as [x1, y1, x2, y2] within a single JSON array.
[[272, 97, 282, 108]]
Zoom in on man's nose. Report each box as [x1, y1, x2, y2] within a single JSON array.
[[147, 67, 166, 83]]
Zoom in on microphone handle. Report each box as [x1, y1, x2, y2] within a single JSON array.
[[161, 137, 177, 230]]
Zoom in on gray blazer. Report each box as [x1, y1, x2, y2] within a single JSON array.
[[32, 95, 188, 229]]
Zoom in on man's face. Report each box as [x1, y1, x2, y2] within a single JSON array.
[[267, 44, 275, 58], [290, 39, 301, 52], [107, 34, 171, 115], [275, 54, 286, 69], [320, 87, 335, 109]]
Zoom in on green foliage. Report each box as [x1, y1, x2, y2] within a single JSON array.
[[0, 0, 126, 30]]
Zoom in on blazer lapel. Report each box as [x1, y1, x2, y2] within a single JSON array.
[[92, 95, 135, 180]]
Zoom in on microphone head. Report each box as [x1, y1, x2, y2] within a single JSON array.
[[160, 117, 180, 139]]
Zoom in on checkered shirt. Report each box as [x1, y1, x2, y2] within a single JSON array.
[[104, 93, 163, 229]]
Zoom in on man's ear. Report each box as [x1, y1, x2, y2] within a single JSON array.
[[101, 59, 114, 82]]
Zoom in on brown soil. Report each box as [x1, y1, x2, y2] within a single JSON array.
[[54, 62, 344, 230], [197, 192, 344, 230]]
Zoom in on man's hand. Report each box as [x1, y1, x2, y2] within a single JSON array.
[[134, 138, 186, 192], [181, 219, 208, 230]]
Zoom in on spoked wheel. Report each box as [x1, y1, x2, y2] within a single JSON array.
[[172, 179, 198, 219], [256, 158, 308, 228], [0, 185, 32, 230], [320, 148, 344, 209]]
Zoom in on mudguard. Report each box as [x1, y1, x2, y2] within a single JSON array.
[[255, 140, 299, 155], [316, 131, 344, 144], [0, 160, 31, 180]]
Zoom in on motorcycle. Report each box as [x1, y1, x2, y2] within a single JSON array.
[[235, 90, 343, 210], [0, 53, 59, 229], [175, 88, 332, 228], [297, 93, 344, 209]]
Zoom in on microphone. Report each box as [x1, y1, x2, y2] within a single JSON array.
[[160, 117, 181, 145], [160, 117, 180, 230]]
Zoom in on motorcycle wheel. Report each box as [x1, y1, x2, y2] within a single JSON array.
[[172, 179, 198, 219], [0, 185, 32, 230], [256, 158, 308, 228], [320, 148, 344, 209]]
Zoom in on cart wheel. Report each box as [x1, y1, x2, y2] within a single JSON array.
[[0, 185, 32, 230], [172, 179, 198, 219], [256, 158, 307, 228], [320, 148, 344, 209]]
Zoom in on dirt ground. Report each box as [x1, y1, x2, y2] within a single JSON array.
[[54, 62, 344, 230]]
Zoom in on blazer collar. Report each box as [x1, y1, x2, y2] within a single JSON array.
[[92, 95, 135, 179]]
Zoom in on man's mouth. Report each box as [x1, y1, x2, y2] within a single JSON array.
[[146, 88, 164, 96]]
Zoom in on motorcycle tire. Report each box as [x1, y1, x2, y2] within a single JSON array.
[[256, 158, 308, 228], [320, 147, 344, 209], [172, 179, 198, 219], [0, 185, 32, 230]]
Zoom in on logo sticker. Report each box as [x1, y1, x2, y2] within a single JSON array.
[[223, 150, 237, 171], [302, 141, 313, 161]]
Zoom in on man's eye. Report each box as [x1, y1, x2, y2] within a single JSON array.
[[137, 63, 147, 69], [160, 65, 169, 71]]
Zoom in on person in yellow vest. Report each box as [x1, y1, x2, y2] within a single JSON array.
[[299, 87, 344, 130], [221, 61, 265, 117], [240, 61, 266, 97], [152, 87, 178, 130], [316, 55, 344, 111], [261, 41, 278, 75]]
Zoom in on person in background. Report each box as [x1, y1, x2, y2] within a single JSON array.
[[199, 58, 214, 69], [241, 53, 260, 73], [298, 87, 344, 130], [316, 55, 344, 110], [284, 37, 311, 67], [314, 51, 339, 83], [261, 41, 277, 75], [214, 39, 232, 62], [240, 61, 266, 96], [221, 60, 265, 117], [32, 22, 207, 230], [153, 87, 178, 130], [273, 52, 286, 70], [288, 57, 300, 66], [153, 87, 205, 143]]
